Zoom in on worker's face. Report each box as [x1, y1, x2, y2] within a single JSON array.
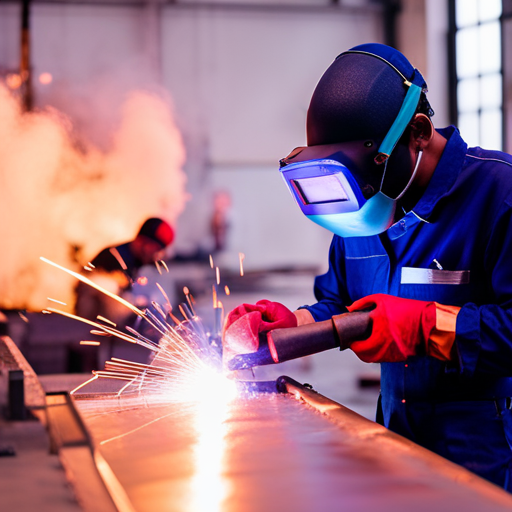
[[131, 236, 165, 265]]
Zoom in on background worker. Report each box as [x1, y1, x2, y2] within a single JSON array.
[[88, 217, 175, 283], [223, 43, 512, 490], [72, 217, 174, 371]]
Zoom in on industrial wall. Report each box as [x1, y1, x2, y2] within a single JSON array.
[[0, 1, 449, 275]]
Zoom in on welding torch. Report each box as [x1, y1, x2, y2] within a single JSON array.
[[227, 310, 371, 370]]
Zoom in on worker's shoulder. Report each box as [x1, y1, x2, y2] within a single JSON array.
[[91, 247, 121, 272], [465, 146, 512, 171], [463, 147, 512, 195], [452, 147, 512, 214]]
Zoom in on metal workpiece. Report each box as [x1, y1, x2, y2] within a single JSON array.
[[45, 392, 92, 454], [227, 311, 371, 370], [267, 310, 372, 364], [279, 379, 512, 508], [44, 391, 122, 512], [226, 343, 274, 370], [331, 310, 372, 347], [235, 379, 282, 394], [67, 377, 512, 512]]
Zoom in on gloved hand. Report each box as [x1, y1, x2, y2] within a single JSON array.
[[347, 294, 460, 363], [223, 300, 297, 355]]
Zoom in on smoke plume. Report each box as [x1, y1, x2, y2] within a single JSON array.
[[0, 85, 187, 311]]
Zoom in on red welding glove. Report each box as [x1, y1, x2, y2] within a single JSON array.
[[223, 300, 298, 355], [346, 294, 460, 363]]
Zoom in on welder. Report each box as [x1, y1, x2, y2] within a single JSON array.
[[223, 43, 512, 490], [89, 217, 175, 282], [76, 216, 174, 320], [72, 218, 174, 370]]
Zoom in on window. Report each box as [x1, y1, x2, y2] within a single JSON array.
[[450, 0, 503, 150]]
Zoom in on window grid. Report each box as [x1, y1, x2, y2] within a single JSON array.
[[451, 0, 503, 150]]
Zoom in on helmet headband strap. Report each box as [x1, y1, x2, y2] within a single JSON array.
[[375, 83, 422, 164]]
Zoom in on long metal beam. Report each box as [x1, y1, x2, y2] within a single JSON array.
[[63, 375, 512, 512]]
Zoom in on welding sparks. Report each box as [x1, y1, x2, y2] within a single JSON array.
[[239, 253, 245, 276], [91, 330, 112, 337], [97, 315, 117, 327], [41, 257, 145, 317], [47, 297, 67, 306], [43, 256, 236, 408], [209, 254, 214, 269], [216, 267, 220, 286], [156, 282, 172, 313], [167, 306, 182, 326], [179, 304, 191, 321], [183, 286, 196, 316], [47, 307, 155, 347], [109, 247, 128, 271], [66, 295, 228, 402], [224, 286, 230, 296], [212, 285, 218, 308]]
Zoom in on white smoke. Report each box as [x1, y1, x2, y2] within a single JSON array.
[[0, 85, 187, 311]]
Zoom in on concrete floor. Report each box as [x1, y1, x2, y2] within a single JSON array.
[[0, 418, 82, 512]]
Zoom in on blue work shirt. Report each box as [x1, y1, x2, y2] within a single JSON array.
[[304, 126, 512, 489]]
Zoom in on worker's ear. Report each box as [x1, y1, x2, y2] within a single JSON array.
[[409, 113, 434, 151]]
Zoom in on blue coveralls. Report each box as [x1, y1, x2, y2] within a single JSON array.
[[303, 126, 512, 489]]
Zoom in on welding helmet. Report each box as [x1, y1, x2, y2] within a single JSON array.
[[280, 43, 431, 238]]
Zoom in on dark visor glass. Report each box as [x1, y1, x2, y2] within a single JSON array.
[[292, 175, 349, 205]]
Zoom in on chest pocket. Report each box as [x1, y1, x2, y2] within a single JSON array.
[[399, 267, 473, 305], [344, 237, 391, 301]]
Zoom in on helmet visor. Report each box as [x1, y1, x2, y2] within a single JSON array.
[[279, 158, 365, 217], [280, 140, 383, 195]]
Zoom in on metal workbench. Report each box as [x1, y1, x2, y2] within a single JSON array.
[[63, 377, 512, 512], [4, 333, 512, 512]]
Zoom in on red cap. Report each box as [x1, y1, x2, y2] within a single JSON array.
[[138, 218, 174, 249]]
